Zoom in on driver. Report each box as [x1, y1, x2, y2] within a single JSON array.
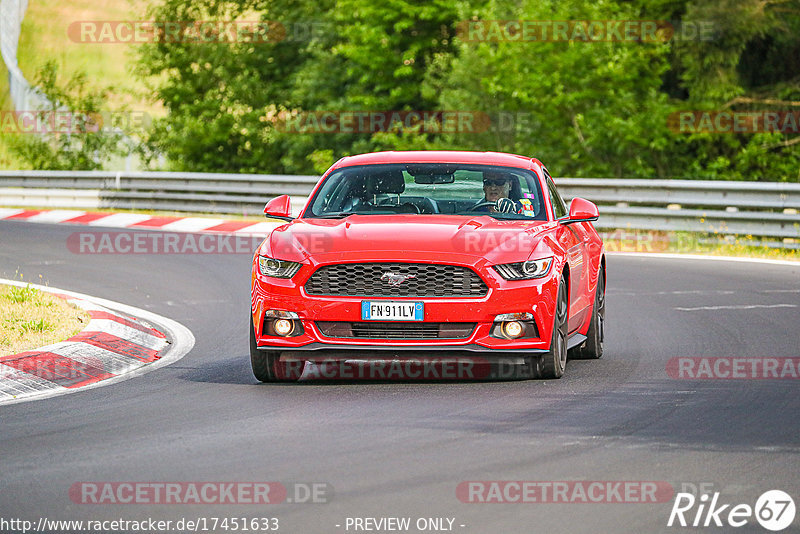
[[474, 171, 521, 213]]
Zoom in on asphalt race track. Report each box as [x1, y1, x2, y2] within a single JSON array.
[[1, 219, 799, 534]]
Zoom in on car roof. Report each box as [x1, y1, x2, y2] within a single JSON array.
[[332, 151, 540, 171]]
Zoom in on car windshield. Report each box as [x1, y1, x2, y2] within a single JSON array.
[[304, 163, 547, 220]]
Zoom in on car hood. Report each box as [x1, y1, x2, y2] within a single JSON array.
[[260, 215, 555, 265]]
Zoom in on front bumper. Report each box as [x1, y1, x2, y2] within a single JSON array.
[[251, 260, 560, 356]]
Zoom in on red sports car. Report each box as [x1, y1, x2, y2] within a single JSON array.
[[250, 151, 605, 381]]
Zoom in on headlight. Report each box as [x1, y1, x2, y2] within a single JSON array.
[[258, 256, 302, 278], [493, 256, 554, 280]]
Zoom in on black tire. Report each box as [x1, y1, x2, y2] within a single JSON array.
[[250, 315, 300, 382], [575, 269, 605, 360], [541, 278, 568, 379], [521, 354, 543, 380]]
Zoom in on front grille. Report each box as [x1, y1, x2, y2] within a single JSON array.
[[316, 322, 476, 340], [305, 263, 488, 297]]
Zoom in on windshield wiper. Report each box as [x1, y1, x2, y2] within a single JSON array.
[[313, 212, 357, 219]]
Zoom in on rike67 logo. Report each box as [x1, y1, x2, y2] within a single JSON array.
[[668, 490, 796, 531]]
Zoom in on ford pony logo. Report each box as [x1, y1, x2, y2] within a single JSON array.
[[381, 272, 416, 286]]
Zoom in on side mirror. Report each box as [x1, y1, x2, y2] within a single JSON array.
[[264, 195, 293, 221], [561, 197, 598, 224]]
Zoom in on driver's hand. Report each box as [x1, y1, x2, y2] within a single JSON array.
[[495, 198, 516, 213]]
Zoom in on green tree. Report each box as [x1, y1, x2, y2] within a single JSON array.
[[137, 0, 799, 181], [136, 0, 312, 172], [7, 61, 125, 170], [667, 0, 800, 180], [435, 0, 675, 177]]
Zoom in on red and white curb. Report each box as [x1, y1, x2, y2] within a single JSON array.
[[0, 208, 281, 235], [0, 279, 195, 406]]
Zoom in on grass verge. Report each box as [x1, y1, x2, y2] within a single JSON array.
[[0, 284, 91, 357]]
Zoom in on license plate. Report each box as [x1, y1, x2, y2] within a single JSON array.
[[361, 301, 424, 321]]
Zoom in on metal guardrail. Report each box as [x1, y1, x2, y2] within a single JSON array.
[[0, 170, 318, 215], [1, 170, 799, 244], [556, 178, 800, 240]]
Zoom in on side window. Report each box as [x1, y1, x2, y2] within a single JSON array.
[[545, 173, 568, 219]]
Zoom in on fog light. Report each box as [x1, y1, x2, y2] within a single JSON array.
[[274, 319, 294, 336], [502, 321, 524, 339]]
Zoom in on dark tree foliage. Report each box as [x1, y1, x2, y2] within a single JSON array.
[[137, 0, 800, 181]]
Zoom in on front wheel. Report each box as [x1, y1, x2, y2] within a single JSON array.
[[541, 278, 568, 379], [250, 315, 301, 382], [575, 269, 604, 360]]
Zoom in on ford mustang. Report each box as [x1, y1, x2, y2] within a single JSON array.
[[250, 151, 605, 381]]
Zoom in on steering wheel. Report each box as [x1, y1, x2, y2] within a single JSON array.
[[397, 202, 421, 214], [376, 197, 422, 214], [469, 200, 496, 212], [418, 197, 440, 214]]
